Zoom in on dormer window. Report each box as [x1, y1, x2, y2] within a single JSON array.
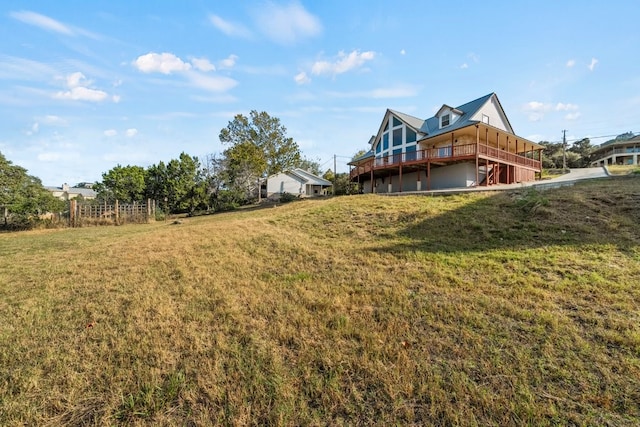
[[441, 114, 450, 127]]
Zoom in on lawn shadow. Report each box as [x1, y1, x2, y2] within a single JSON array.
[[379, 178, 640, 255]]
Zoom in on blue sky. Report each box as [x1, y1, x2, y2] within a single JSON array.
[[1, 1, 639, 185]]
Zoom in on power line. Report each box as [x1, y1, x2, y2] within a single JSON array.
[[549, 131, 639, 144]]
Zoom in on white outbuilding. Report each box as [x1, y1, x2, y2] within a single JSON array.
[[266, 168, 331, 200]]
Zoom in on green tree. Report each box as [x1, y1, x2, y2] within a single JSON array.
[[145, 153, 206, 213], [0, 151, 64, 228], [297, 157, 322, 175], [352, 149, 368, 161], [568, 138, 593, 167], [96, 164, 147, 203], [219, 111, 302, 177], [167, 152, 204, 213], [538, 141, 563, 169], [322, 168, 335, 183]]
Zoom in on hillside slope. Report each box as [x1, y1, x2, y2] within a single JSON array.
[[0, 176, 639, 425]]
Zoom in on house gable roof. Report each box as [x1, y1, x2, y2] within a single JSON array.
[[361, 93, 529, 158], [271, 168, 331, 186], [290, 168, 332, 186]]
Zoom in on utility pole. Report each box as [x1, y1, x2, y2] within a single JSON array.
[[333, 154, 337, 195], [562, 129, 567, 171]]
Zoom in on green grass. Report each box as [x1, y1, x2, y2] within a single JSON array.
[[607, 164, 640, 175], [1, 176, 639, 425]]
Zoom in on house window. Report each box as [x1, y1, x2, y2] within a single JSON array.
[[393, 128, 402, 146], [393, 116, 402, 127], [405, 145, 416, 161], [406, 128, 416, 143], [384, 120, 389, 131], [441, 114, 450, 127], [383, 133, 389, 150], [376, 141, 381, 154], [482, 114, 490, 124]]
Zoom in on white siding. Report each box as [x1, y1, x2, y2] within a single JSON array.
[[471, 96, 510, 132], [429, 162, 477, 189], [266, 172, 304, 197]]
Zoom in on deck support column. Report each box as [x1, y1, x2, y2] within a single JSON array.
[[485, 158, 489, 186], [451, 133, 455, 157], [399, 164, 403, 193], [475, 125, 480, 187], [370, 168, 374, 193], [427, 161, 431, 191]]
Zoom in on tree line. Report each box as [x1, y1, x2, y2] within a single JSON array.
[[0, 152, 66, 229], [95, 111, 321, 214]]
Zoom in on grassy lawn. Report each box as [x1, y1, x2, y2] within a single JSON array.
[[607, 165, 640, 175], [1, 176, 639, 425]]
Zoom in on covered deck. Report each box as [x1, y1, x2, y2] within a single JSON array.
[[350, 123, 543, 192]]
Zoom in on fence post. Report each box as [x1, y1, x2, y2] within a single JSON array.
[[115, 200, 119, 224]]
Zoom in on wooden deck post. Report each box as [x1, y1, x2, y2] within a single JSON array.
[[370, 167, 374, 193], [427, 161, 431, 191], [475, 125, 480, 187], [399, 164, 403, 192]]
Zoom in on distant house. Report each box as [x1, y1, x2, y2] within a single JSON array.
[[266, 168, 332, 199], [46, 183, 97, 201], [590, 134, 640, 167], [349, 93, 544, 193]]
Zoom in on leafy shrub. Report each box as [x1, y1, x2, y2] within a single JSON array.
[[279, 192, 297, 203]]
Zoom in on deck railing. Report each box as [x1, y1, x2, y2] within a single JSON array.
[[351, 143, 541, 178]]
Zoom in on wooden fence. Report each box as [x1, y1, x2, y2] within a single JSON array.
[[69, 199, 156, 227]]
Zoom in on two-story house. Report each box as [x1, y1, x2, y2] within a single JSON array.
[[349, 93, 543, 193]]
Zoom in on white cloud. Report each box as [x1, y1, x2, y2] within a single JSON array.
[[524, 101, 580, 121], [524, 101, 551, 112], [66, 71, 88, 88], [26, 122, 40, 136], [133, 52, 192, 74], [588, 57, 598, 71], [327, 84, 420, 99], [186, 72, 238, 92], [104, 129, 117, 137], [566, 59, 575, 68], [400, 49, 406, 55], [460, 63, 468, 69], [555, 102, 578, 111], [125, 128, 138, 137], [294, 71, 311, 85], [468, 52, 480, 63], [42, 115, 66, 125], [191, 57, 216, 72], [209, 14, 252, 38], [219, 54, 238, 69], [54, 86, 109, 102], [38, 152, 62, 162], [9, 10, 101, 40], [10, 10, 73, 35], [112, 95, 121, 103], [253, 1, 322, 44], [311, 50, 376, 76]]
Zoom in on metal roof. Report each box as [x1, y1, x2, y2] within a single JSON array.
[[281, 168, 332, 186]]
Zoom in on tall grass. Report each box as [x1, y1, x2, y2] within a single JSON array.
[[1, 176, 639, 425]]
